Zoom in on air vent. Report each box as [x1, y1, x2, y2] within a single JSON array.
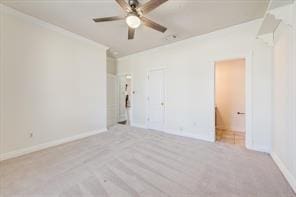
[[165, 35, 177, 41]]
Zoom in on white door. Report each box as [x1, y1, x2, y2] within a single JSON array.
[[147, 69, 165, 130]]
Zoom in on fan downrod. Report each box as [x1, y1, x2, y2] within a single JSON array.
[[128, 0, 139, 9]]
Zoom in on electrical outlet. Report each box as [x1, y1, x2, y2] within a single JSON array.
[[179, 127, 183, 132]]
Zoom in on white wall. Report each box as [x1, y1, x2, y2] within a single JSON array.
[[107, 57, 117, 75], [272, 19, 296, 192], [248, 39, 273, 152], [107, 74, 118, 127], [107, 56, 118, 127], [117, 20, 269, 143], [215, 59, 245, 132], [0, 5, 107, 159]]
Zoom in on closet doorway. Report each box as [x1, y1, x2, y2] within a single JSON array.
[[118, 74, 132, 125]]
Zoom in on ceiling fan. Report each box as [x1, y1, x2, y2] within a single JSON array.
[[93, 0, 168, 40]]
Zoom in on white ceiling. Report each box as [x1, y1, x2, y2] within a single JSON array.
[[268, 0, 294, 10], [2, 0, 269, 57]]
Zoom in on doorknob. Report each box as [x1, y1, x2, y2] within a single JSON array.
[[237, 112, 245, 115]]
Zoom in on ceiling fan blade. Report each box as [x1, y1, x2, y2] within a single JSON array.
[[139, 0, 168, 14], [93, 16, 124, 22], [115, 0, 132, 12], [141, 17, 167, 33], [128, 27, 135, 40]]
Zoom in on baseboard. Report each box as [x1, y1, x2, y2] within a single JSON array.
[[246, 144, 271, 153], [131, 123, 215, 142], [0, 128, 107, 161], [163, 129, 215, 142], [131, 123, 147, 129], [271, 152, 296, 193]]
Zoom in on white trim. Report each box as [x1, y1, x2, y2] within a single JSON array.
[[117, 73, 134, 124], [210, 60, 216, 142], [146, 67, 167, 130], [131, 124, 214, 142], [248, 145, 270, 153], [132, 122, 215, 142], [0, 4, 108, 50], [257, 33, 274, 47], [0, 128, 107, 161], [245, 51, 254, 151], [163, 129, 215, 143], [269, 4, 294, 28], [271, 152, 296, 193], [131, 123, 147, 129], [213, 56, 252, 149]]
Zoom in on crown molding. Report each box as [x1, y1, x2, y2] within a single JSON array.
[[0, 3, 109, 51], [257, 33, 274, 47], [268, 3, 295, 29], [257, 1, 295, 46]]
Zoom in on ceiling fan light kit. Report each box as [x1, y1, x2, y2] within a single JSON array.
[[126, 15, 141, 29], [93, 0, 168, 40]]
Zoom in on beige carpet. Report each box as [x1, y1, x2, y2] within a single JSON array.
[[0, 125, 295, 197]]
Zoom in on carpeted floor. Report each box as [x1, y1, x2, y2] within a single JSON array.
[[0, 125, 295, 197]]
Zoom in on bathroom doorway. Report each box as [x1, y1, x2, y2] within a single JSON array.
[[215, 59, 246, 146]]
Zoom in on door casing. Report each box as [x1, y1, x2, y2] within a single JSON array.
[[117, 73, 133, 123], [146, 68, 166, 130]]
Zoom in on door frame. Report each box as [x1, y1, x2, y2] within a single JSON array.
[[145, 67, 167, 130], [117, 73, 133, 124], [212, 53, 252, 148]]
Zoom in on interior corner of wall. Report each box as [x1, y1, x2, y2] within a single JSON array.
[[245, 136, 253, 150], [268, 4, 294, 28], [257, 33, 274, 47], [271, 152, 296, 193]]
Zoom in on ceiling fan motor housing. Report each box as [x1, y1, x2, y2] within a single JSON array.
[[93, 0, 168, 40], [129, 0, 139, 8]]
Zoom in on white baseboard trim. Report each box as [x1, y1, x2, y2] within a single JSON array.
[[246, 144, 271, 153], [131, 122, 215, 142], [0, 128, 107, 161], [163, 129, 215, 143], [131, 123, 147, 129], [271, 152, 296, 193]]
